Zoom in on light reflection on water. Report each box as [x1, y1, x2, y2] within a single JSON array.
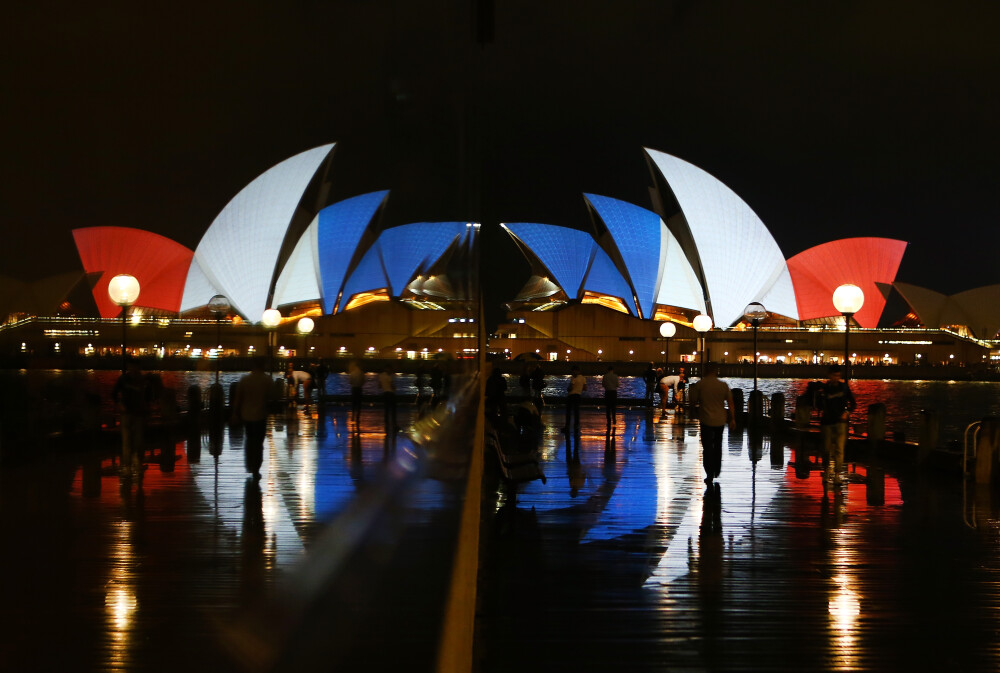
[[513, 374, 1000, 445], [13, 369, 1000, 446]]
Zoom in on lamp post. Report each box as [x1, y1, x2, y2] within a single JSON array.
[[693, 313, 713, 375], [297, 317, 315, 361], [108, 274, 140, 374], [659, 321, 676, 371], [743, 302, 768, 392], [262, 308, 282, 376], [832, 284, 865, 381], [208, 295, 230, 384]]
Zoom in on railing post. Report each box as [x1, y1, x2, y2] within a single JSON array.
[[919, 408, 939, 464], [867, 403, 886, 455], [794, 393, 812, 429], [769, 392, 785, 430], [975, 417, 1000, 486]]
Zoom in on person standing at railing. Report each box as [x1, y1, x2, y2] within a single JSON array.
[[348, 360, 365, 428], [816, 364, 856, 493], [564, 366, 586, 434], [602, 365, 620, 431], [112, 357, 153, 483]]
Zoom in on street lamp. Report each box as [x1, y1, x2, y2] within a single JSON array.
[[832, 284, 864, 381], [743, 302, 768, 392], [108, 274, 140, 374], [693, 313, 713, 374], [208, 294, 230, 384], [297, 316, 315, 360], [262, 308, 282, 376], [659, 321, 676, 371]]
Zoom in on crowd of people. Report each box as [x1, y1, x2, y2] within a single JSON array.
[[111, 357, 856, 491]]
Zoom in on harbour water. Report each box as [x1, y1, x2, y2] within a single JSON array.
[[3, 369, 998, 448]]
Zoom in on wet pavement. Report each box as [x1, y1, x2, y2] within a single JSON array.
[[481, 405, 1000, 672], [2, 403, 1000, 671]]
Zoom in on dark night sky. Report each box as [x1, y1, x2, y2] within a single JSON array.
[[3, 1, 998, 323]]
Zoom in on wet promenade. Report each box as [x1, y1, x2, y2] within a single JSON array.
[[2, 402, 1000, 671]]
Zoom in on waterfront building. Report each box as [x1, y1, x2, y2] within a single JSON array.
[[0, 145, 994, 369]]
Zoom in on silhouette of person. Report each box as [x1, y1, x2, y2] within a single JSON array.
[[112, 357, 152, 482], [564, 366, 585, 433], [688, 362, 736, 483], [601, 365, 619, 430], [378, 367, 397, 432], [816, 364, 856, 492], [233, 356, 272, 481], [485, 367, 507, 417], [348, 360, 365, 427]]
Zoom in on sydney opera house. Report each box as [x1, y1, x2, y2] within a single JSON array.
[[0, 143, 996, 369]]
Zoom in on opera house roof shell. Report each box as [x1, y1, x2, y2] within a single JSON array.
[[61, 143, 997, 338], [505, 150, 911, 329], [72, 144, 476, 321]]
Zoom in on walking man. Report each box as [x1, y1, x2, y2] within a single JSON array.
[[233, 356, 272, 481], [817, 364, 856, 492], [348, 360, 365, 428], [643, 362, 657, 404], [688, 363, 736, 483], [601, 365, 620, 431]]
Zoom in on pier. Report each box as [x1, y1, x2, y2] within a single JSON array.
[[2, 393, 1000, 671]]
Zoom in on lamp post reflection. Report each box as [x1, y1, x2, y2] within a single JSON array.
[[743, 302, 767, 392], [659, 321, 676, 371], [833, 284, 864, 381], [297, 317, 315, 360], [262, 308, 282, 376], [693, 314, 712, 376], [208, 294, 230, 385], [108, 274, 140, 374]]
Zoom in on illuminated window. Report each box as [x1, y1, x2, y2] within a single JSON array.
[[581, 291, 630, 314], [343, 289, 391, 311]]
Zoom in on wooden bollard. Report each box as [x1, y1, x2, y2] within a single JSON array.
[[731, 388, 745, 421], [975, 417, 1000, 486], [794, 395, 812, 429], [209, 382, 225, 421], [866, 465, 885, 505], [187, 384, 203, 416], [867, 403, 886, 455], [748, 390, 764, 427], [919, 408, 940, 464], [770, 392, 785, 429]]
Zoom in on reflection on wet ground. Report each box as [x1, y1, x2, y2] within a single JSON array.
[[482, 405, 1000, 672], [2, 404, 1000, 671]]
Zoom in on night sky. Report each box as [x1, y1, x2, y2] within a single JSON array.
[[4, 2, 998, 325]]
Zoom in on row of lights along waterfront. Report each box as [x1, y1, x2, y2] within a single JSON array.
[[107, 275, 864, 368], [656, 283, 865, 380], [106, 274, 316, 372]]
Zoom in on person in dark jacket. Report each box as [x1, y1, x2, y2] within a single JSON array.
[[816, 364, 857, 491]]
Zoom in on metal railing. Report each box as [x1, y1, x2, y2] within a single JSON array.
[[963, 421, 982, 479], [962, 421, 982, 529]]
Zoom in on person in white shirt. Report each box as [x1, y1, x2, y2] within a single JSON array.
[[688, 363, 736, 483]]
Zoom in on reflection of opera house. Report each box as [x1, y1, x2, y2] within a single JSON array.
[[0, 143, 996, 369], [491, 149, 998, 369]]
